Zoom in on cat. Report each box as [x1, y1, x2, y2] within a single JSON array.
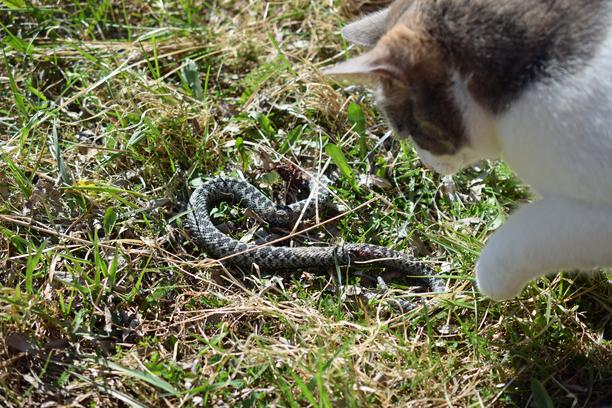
[[324, 0, 612, 300]]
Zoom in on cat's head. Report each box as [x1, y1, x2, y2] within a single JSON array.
[[324, 2, 499, 175]]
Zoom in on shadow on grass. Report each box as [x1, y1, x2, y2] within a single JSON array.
[[503, 279, 612, 407]]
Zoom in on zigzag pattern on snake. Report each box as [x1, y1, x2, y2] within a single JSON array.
[[187, 175, 444, 293]]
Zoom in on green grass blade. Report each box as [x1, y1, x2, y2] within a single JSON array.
[[107, 248, 119, 290], [103, 207, 117, 237], [279, 124, 305, 155], [2, 49, 27, 117], [531, 379, 554, 408], [267, 32, 296, 77], [25, 239, 48, 294], [347, 102, 366, 158], [291, 372, 318, 407], [1, 151, 33, 197], [1, 22, 33, 54], [50, 119, 72, 185], [325, 143, 359, 192], [70, 371, 148, 408], [181, 58, 203, 100], [1, 0, 27, 8], [67, 184, 147, 199], [96, 359, 179, 396]]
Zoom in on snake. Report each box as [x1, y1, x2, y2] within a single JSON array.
[[187, 174, 444, 308]]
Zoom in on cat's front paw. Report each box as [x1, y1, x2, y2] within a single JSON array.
[[475, 252, 526, 301]]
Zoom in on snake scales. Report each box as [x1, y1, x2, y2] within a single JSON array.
[[187, 175, 444, 304]]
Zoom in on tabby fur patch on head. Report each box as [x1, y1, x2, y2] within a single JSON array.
[[324, 0, 610, 175]]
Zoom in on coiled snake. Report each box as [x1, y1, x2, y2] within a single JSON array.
[[187, 175, 443, 309]]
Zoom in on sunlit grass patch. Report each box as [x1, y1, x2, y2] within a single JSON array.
[[0, 1, 610, 407]]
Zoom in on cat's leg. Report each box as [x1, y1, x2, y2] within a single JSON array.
[[476, 196, 612, 300]]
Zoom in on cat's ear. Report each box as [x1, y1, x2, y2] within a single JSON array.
[[342, 8, 389, 47], [322, 48, 403, 84], [325, 25, 443, 84]]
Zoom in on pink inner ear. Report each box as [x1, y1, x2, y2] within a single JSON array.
[[322, 49, 402, 82]]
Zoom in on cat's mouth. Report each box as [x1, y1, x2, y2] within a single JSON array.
[[414, 145, 466, 176]]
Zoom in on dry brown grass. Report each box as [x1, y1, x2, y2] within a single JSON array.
[[0, 1, 610, 407]]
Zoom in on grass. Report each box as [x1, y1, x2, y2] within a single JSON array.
[[0, 0, 610, 406]]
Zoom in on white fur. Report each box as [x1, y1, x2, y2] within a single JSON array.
[[437, 29, 612, 300], [476, 197, 612, 300]]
